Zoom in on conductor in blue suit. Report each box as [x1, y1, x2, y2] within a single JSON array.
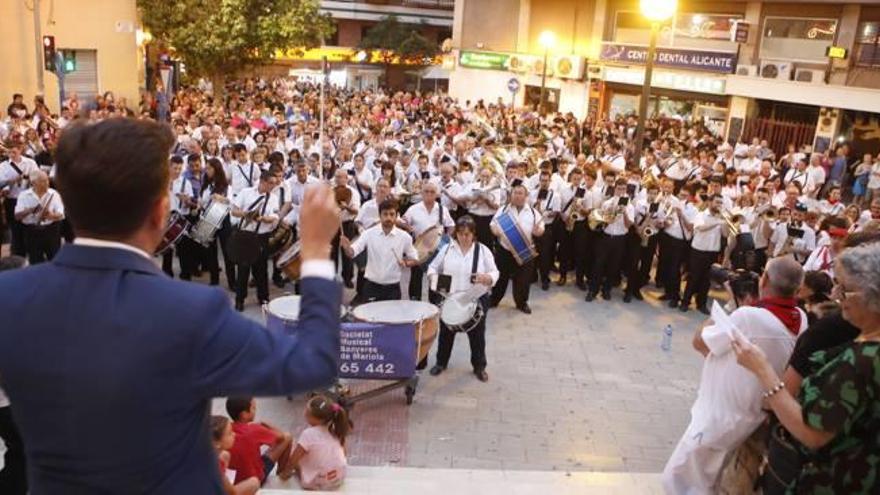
[[0, 118, 343, 494]]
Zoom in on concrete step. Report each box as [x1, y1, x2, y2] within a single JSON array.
[[261, 466, 663, 494]]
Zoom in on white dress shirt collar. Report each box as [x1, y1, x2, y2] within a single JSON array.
[[73, 237, 153, 260]]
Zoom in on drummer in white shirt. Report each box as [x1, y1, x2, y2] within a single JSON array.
[[401, 181, 455, 300], [341, 198, 418, 302], [489, 181, 545, 314], [427, 215, 499, 382], [14, 170, 64, 264]]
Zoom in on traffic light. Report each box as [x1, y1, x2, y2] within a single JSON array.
[[62, 51, 77, 73], [42, 35, 56, 71]]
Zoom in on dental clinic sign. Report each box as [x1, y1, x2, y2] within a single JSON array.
[[600, 43, 737, 74]]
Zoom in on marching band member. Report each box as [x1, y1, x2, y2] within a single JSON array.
[[349, 154, 374, 204], [229, 143, 260, 200], [401, 182, 455, 300], [531, 170, 562, 290], [768, 203, 817, 262], [557, 167, 586, 288], [490, 182, 544, 314], [679, 194, 725, 314], [341, 199, 418, 302], [623, 182, 661, 302], [657, 182, 696, 307], [0, 139, 39, 256], [200, 158, 235, 288], [230, 171, 280, 311], [331, 168, 360, 289], [586, 179, 635, 302], [466, 167, 502, 248], [287, 161, 320, 207], [433, 161, 468, 220], [14, 170, 64, 264], [163, 156, 196, 279], [427, 215, 499, 382]]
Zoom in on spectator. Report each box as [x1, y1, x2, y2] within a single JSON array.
[[225, 397, 295, 486], [290, 395, 350, 491], [210, 416, 260, 495]]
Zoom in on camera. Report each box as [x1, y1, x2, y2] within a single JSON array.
[[787, 226, 805, 239], [710, 264, 760, 305]]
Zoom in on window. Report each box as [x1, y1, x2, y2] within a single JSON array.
[[325, 21, 339, 46], [612, 11, 740, 50], [855, 21, 880, 67], [760, 17, 838, 63]]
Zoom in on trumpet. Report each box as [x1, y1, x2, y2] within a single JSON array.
[[761, 206, 778, 222], [720, 211, 743, 236]]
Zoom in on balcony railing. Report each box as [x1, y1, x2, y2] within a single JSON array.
[[333, 0, 455, 11]]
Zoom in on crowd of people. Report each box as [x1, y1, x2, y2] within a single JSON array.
[[1, 77, 879, 493]]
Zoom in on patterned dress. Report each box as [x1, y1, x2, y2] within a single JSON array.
[[793, 341, 880, 494]]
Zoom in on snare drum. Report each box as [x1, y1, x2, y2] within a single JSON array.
[[188, 201, 230, 246], [154, 212, 191, 256], [439, 292, 485, 333], [350, 300, 439, 365], [276, 241, 302, 280], [414, 225, 450, 265], [495, 211, 537, 265]]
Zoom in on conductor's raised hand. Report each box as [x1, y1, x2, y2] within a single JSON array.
[[299, 184, 340, 261]]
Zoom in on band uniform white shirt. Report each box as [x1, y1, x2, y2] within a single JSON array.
[[403, 201, 455, 237], [234, 186, 280, 234], [230, 162, 260, 198], [169, 176, 195, 215], [338, 184, 360, 223], [428, 241, 499, 294], [466, 182, 502, 217], [663, 197, 697, 241], [604, 154, 626, 173], [691, 211, 724, 252], [0, 156, 39, 199], [769, 222, 817, 259], [491, 204, 543, 253], [530, 188, 562, 224], [15, 187, 64, 226], [599, 197, 635, 236], [355, 198, 381, 230], [432, 176, 465, 211], [286, 175, 320, 206], [349, 225, 418, 285]]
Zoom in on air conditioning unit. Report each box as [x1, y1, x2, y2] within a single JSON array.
[[794, 68, 826, 84], [759, 60, 793, 80], [735, 64, 757, 76], [554, 55, 585, 80]]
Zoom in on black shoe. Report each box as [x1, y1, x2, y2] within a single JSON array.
[[234, 300, 244, 312], [601, 290, 612, 301], [273, 277, 286, 288], [623, 293, 632, 303], [667, 299, 680, 308], [576, 280, 587, 291], [679, 301, 689, 313], [344, 280, 354, 289], [517, 304, 532, 314], [429, 365, 446, 376], [474, 369, 489, 382], [541, 280, 550, 291], [489, 299, 500, 308], [585, 292, 596, 302], [632, 290, 644, 301], [556, 274, 567, 286], [697, 305, 710, 315]]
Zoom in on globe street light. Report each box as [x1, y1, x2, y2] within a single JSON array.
[[632, 0, 677, 169], [538, 30, 556, 116]]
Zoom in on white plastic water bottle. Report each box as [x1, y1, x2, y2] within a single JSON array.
[[661, 324, 673, 351]]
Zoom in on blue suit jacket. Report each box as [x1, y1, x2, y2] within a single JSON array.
[[0, 245, 341, 494]]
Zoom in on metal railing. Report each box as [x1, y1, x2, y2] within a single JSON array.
[[331, 0, 454, 10]]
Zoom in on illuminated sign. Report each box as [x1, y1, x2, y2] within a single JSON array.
[[459, 51, 509, 70], [826, 46, 848, 59], [275, 47, 439, 65], [603, 67, 727, 94]]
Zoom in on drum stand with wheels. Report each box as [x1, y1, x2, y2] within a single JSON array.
[[304, 376, 420, 412]]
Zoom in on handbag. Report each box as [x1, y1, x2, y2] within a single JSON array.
[[761, 423, 803, 495], [226, 195, 267, 265]]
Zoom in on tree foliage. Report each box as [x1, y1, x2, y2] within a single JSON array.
[[358, 15, 438, 65], [138, 0, 334, 80]]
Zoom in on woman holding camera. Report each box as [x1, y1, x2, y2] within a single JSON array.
[[733, 241, 880, 494]]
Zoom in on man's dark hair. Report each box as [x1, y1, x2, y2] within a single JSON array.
[[55, 118, 174, 238], [225, 397, 253, 421], [378, 198, 399, 214], [170, 155, 184, 165], [259, 170, 274, 182], [186, 153, 201, 164]]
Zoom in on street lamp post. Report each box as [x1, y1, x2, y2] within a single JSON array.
[[632, 0, 677, 169], [538, 30, 556, 116]]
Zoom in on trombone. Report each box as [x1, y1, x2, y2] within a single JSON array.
[[720, 210, 743, 236]]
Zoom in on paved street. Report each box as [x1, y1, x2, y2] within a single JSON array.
[[213, 279, 709, 474]]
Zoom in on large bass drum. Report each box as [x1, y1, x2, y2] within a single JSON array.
[[350, 300, 439, 365]]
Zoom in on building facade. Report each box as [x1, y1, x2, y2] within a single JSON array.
[[0, 0, 140, 113], [449, 0, 880, 156]]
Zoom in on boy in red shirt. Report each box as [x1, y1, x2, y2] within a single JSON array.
[[225, 397, 295, 485]]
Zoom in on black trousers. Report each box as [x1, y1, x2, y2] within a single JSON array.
[[589, 233, 627, 295], [363, 280, 401, 302], [435, 299, 488, 371], [204, 223, 237, 288], [536, 221, 559, 284], [24, 223, 61, 264], [162, 236, 198, 280], [0, 406, 27, 495], [236, 233, 271, 303], [638, 234, 660, 288], [331, 220, 356, 284], [4, 198, 26, 256], [408, 264, 425, 301], [753, 247, 768, 274], [658, 232, 688, 302], [472, 214, 494, 250], [682, 248, 719, 309], [491, 245, 534, 307]]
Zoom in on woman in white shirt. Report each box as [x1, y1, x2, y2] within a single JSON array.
[[427, 215, 499, 382]]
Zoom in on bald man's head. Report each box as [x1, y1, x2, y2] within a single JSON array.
[[763, 256, 804, 298]]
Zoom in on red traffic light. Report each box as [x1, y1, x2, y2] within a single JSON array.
[[43, 35, 55, 48]]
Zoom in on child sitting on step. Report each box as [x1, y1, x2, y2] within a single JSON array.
[[210, 416, 260, 495], [290, 395, 351, 490]]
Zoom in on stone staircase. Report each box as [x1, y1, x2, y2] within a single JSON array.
[[260, 466, 664, 494]]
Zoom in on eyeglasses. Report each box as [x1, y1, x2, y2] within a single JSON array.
[[832, 284, 860, 301]]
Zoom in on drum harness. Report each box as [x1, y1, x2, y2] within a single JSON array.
[[436, 239, 483, 332]]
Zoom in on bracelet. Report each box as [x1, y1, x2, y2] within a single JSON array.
[[762, 382, 786, 399]]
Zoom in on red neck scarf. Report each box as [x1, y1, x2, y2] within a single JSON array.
[[756, 297, 802, 336]]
